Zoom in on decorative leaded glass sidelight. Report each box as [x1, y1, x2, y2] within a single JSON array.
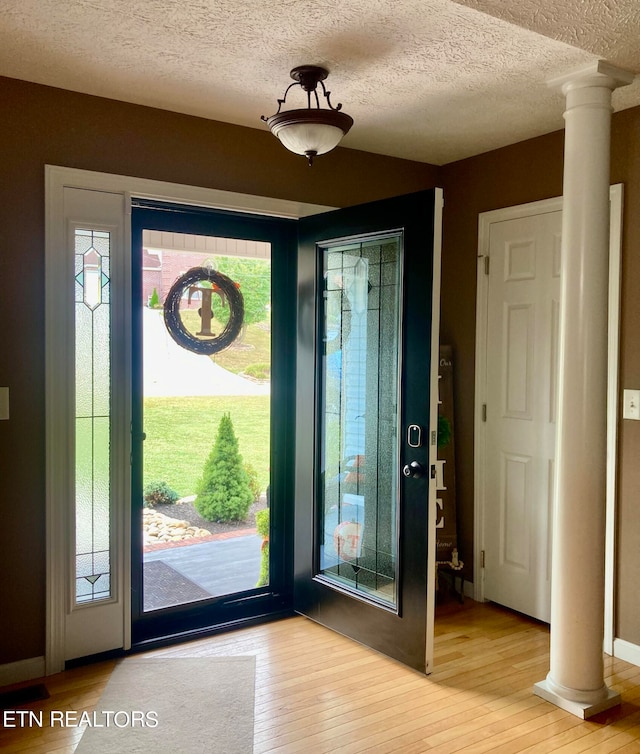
[[74, 229, 112, 604]]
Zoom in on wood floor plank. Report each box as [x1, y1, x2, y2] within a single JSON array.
[[2, 601, 640, 753]]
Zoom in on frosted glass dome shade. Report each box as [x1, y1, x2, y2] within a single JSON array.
[[266, 108, 353, 160]]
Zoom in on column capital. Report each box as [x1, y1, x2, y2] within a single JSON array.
[[547, 60, 635, 95]]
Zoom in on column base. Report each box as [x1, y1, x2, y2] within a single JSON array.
[[533, 679, 621, 719]]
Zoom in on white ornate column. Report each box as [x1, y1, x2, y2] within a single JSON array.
[[534, 61, 634, 719]]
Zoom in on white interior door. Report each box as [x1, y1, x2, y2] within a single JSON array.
[[483, 210, 562, 622], [478, 189, 623, 625]]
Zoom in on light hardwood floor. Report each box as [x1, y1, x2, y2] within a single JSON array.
[[2, 600, 640, 753]]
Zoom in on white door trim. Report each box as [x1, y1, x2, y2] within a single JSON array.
[[474, 186, 623, 646], [45, 165, 334, 674], [604, 185, 624, 654]]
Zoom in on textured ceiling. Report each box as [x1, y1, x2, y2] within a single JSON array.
[[452, 0, 640, 72], [0, 0, 638, 165]]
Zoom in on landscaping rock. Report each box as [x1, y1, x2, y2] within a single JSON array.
[[143, 508, 210, 545]]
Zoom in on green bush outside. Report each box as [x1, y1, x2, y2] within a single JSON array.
[[143, 480, 179, 508], [244, 462, 261, 502], [143, 396, 269, 498], [243, 363, 270, 380], [210, 257, 270, 327], [195, 413, 254, 522], [255, 508, 269, 587]]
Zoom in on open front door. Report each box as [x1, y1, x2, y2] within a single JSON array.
[[294, 189, 442, 673]]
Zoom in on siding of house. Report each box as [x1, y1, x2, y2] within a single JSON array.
[[1, 72, 639, 667]]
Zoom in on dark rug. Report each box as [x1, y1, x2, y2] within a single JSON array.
[[144, 560, 211, 611]]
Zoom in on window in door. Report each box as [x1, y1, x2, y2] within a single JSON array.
[[319, 235, 402, 608], [139, 232, 272, 612]]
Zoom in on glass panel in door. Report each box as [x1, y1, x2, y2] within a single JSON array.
[[140, 230, 271, 612], [74, 228, 112, 605], [319, 236, 401, 608]]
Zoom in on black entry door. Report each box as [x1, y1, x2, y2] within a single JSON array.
[[294, 189, 441, 672], [130, 201, 297, 644]]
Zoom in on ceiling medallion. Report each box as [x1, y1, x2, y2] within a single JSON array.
[[262, 65, 354, 166]]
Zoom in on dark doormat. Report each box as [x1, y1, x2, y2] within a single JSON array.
[[144, 560, 211, 611], [0, 683, 49, 710]]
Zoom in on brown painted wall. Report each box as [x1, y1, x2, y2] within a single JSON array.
[[0, 76, 439, 664], [610, 108, 640, 645], [439, 106, 640, 645], [438, 131, 565, 586]]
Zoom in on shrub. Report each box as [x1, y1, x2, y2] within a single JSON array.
[[195, 413, 253, 522], [255, 508, 270, 587], [243, 363, 270, 380], [149, 287, 160, 309], [144, 480, 179, 508], [244, 462, 261, 501]]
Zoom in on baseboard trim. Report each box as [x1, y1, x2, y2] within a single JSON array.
[[613, 638, 640, 668], [0, 656, 46, 687]]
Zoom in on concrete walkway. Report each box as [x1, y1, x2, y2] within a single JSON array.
[[144, 534, 262, 605], [143, 307, 269, 397]]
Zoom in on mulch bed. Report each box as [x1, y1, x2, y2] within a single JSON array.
[[154, 495, 267, 537]]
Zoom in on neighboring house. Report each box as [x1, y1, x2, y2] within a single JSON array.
[[141, 249, 210, 305], [1, 73, 639, 680]]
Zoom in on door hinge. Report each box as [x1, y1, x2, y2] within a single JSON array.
[[484, 256, 490, 275], [481, 550, 485, 568], [482, 404, 487, 422]]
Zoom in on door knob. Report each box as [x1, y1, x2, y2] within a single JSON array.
[[402, 461, 424, 478]]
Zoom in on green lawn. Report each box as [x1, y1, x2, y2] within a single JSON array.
[[179, 311, 271, 375], [213, 322, 271, 375], [143, 395, 270, 498]]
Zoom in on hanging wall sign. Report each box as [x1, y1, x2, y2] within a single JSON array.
[[436, 345, 460, 567], [163, 267, 244, 355]]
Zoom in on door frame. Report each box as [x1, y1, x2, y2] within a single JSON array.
[[474, 185, 623, 651], [45, 165, 333, 674], [129, 201, 298, 643]]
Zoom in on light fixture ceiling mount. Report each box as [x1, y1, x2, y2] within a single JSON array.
[[262, 65, 354, 166]]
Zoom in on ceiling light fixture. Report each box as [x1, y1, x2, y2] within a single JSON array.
[[262, 65, 353, 166]]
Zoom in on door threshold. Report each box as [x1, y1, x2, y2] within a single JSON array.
[[130, 607, 295, 654]]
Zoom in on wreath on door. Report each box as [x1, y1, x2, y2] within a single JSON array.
[[163, 267, 244, 355]]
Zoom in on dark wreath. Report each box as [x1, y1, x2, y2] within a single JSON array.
[[163, 267, 244, 355]]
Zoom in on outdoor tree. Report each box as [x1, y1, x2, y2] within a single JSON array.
[[195, 413, 254, 522], [211, 257, 270, 327]]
